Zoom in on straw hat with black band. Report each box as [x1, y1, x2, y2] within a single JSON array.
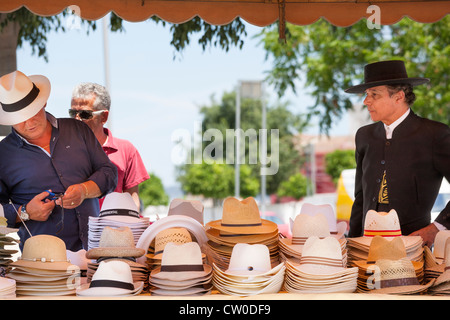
[[0, 70, 51, 125]]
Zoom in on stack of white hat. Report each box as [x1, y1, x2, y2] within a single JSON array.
[[212, 243, 285, 296], [0, 277, 16, 298], [7, 235, 80, 296], [284, 236, 358, 294], [88, 192, 150, 250], [279, 211, 347, 264], [136, 199, 208, 270], [424, 230, 450, 282], [346, 209, 423, 266], [149, 242, 213, 296]]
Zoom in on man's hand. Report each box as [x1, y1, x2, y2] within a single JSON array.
[[24, 191, 56, 221], [56, 184, 86, 209], [409, 223, 439, 247]]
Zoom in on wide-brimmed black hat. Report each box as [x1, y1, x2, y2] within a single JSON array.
[[345, 60, 429, 94]]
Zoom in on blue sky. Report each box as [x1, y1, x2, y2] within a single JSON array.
[[16, 16, 350, 192]]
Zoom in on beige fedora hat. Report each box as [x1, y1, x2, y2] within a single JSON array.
[[11, 234, 75, 271], [206, 197, 277, 235], [0, 70, 51, 125], [86, 226, 145, 259]]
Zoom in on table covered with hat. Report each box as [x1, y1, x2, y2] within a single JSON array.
[[1, 196, 449, 300]]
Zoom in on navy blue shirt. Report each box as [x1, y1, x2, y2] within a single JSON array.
[[0, 113, 118, 251]]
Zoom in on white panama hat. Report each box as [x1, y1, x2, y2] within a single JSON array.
[[76, 260, 143, 296], [0, 70, 50, 125]]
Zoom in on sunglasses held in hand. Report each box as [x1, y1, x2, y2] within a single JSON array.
[[68, 109, 105, 120]]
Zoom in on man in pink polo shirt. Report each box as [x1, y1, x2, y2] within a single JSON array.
[[70, 83, 149, 211]]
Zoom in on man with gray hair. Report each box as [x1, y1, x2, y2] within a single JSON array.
[[70, 82, 149, 211]]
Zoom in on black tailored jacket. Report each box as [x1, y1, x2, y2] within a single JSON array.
[[348, 110, 450, 237]]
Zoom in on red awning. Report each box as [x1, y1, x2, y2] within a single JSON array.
[[0, 0, 449, 26]]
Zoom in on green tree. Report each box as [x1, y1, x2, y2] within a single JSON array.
[[277, 172, 309, 200], [258, 17, 450, 133], [325, 149, 356, 185], [178, 161, 259, 204], [139, 173, 169, 207], [195, 90, 306, 195]]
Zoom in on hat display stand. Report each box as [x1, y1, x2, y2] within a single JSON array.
[[346, 210, 423, 267], [88, 192, 150, 250], [212, 243, 285, 296], [205, 197, 280, 271], [85, 226, 148, 291], [283, 236, 358, 294], [6, 235, 81, 296]]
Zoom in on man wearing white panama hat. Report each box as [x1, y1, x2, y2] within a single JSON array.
[[0, 70, 118, 251], [346, 60, 450, 247]]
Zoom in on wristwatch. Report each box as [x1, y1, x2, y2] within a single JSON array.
[[20, 203, 30, 222]]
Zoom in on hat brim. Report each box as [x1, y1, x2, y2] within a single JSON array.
[[76, 281, 144, 297], [345, 77, 429, 94], [206, 218, 278, 235], [10, 259, 77, 271], [86, 247, 145, 259], [0, 75, 51, 126]]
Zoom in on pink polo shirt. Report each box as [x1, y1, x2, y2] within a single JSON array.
[[102, 128, 150, 194]]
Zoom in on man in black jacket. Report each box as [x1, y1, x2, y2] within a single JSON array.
[[345, 60, 450, 247]]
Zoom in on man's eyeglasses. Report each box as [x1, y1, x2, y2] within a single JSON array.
[[68, 109, 105, 120]]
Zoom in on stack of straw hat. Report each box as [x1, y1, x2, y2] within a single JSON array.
[[284, 236, 358, 293], [205, 197, 279, 270], [88, 192, 150, 250], [85, 226, 148, 289], [428, 237, 450, 295], [353, 235, 434, 294], [279, 211, 347, 264], [346, 209, 423, 267], [424, 230, 450, 282], [0, 215, 19, 274], [212, 243, 285, 296], [7, 235, 81, 296], [77, 260, 143, 297], [149, 242, 213, 296], [145, 227, 202, 271]]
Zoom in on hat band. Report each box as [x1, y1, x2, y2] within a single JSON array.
[[97, 256, 137, 263], [380, 277, 419, 288], [365, 72, 408, 83], [292, 236, 327, 245], [1, 83, 40, 113], [99, 208, 140, 219], [363, 229, 402, 237], [300, 256, 344, 268], [160, 264, 204, 272], [89, 279, 134, 291], [220, 222, 262, 227]]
